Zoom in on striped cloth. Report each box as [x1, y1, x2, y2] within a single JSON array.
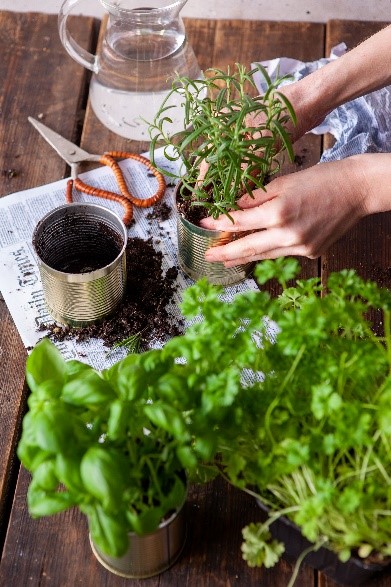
[[252, 44, 391, 162]]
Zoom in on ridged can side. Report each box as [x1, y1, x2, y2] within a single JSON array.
[[90, 504, 187, 578], [32, 203, 127, 327], [176, 202, 255, 286]]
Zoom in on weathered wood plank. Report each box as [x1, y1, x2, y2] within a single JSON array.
[[0, 8, 98, 552], [321, 20, 391, 335], [0, 11, 98, 195], [0, 467, 315, 587]]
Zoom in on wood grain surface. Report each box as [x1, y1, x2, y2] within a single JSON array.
[[321, 20, 391, 338], [0, 12, 390, 586], [0, 9, 98, 555]]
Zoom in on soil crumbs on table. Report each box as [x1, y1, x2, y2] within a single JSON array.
[[146, 200, 172, 222], [39, 237, 184, 350]]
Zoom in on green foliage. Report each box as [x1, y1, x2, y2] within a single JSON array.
[[242, 523, 285, 568], [19, 258, 391, 570], [149, 63, 296, 219], [18, 339, 187, 558], [237, 262, 391, 568], [106, 332, 142, 358], [168, 260, 391, 566]]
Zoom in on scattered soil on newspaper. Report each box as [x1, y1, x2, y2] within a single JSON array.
[[39, 237, 183, 349], [146, 200, 172, 222]]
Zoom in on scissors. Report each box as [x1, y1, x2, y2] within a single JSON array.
[[28, 117, 166, 226]]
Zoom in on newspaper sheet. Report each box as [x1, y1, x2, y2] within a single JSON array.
[[0, 148, 259, 370]]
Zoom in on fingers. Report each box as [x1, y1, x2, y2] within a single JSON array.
[[237, 188, 277, 209], [200, 211, 245, 231], [200, 209, 259, 232], [221, 247, 301, 267], [204, 228, 310, 266], [199, 181, 281, 231], [200, 198, 283, 232]]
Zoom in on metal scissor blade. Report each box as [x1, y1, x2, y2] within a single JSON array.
[[28, 117, 101, 165]]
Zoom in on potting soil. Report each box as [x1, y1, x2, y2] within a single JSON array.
[[39, 237, 184, 350]]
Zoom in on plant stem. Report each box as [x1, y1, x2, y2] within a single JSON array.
[[287, 537, 328, 587], [144, 457, 164, 502], [264, 344, 306, 445]]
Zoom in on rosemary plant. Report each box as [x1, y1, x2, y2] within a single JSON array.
[[149, 63, 296, 220]]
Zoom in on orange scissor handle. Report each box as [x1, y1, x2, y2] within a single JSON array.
[[66, 151, 166, 226], [66, 178, 135, 225]]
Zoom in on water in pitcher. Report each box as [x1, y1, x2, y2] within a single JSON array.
[[89, 27, 202, 140], [89, 81, 188, 141]]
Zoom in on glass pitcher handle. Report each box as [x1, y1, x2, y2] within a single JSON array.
[[58, 0, 98, 73]]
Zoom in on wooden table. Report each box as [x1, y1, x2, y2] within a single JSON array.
[[1, 11, 391, 586]]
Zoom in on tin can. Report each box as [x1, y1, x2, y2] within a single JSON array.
[[32, 203, 127, 327], [175, 183, 255, 286], [90, 503, 186, 578]]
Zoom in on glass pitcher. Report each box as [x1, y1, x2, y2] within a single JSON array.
[[58, 0, 202, 140]]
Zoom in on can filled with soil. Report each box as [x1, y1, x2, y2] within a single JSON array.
[[175, 182, 255, 285], [32, 203, 127, 326]]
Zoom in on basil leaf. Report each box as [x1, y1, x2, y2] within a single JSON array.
[[85, 504, 129, 558], [26, 339, 66, 392], [17, 440, 51, 472], [66, 360, 92, 377], [176, 446, 197, 470], [161, 475, 186, 513], [80, 447, 127, 510], [28, 380, 62, 403], [127, 507, 164, 536], [31, 406, 73, 452], [27, 479, 75, 517], [62, 370, 115, 406], [55, 454, 84, 493], [144, 403, 189, 440], [31, 460, 58, 491], [107, 400, 131, 440], [104, 354, 144, 401]]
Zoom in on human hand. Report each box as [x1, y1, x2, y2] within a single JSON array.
[[199, 156, 371, 265]]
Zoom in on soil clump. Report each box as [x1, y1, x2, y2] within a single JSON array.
[[39, 237, 183, 350], [176, 196, 209, 226], [146, 200, 172, 222]]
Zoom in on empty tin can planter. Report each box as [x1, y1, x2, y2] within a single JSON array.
[[175, 183, 255, 286], [90, 502, 187, 578], [32, 203, 127, 326]]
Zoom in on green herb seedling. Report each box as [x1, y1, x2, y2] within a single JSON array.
[[149, 63, 296, 220], [105, 331, 143, 358]]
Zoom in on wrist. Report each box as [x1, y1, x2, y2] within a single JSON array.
[[357, 153, 391, 215], [280, 79, 327, 141], [281, 60, 360, 140]]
